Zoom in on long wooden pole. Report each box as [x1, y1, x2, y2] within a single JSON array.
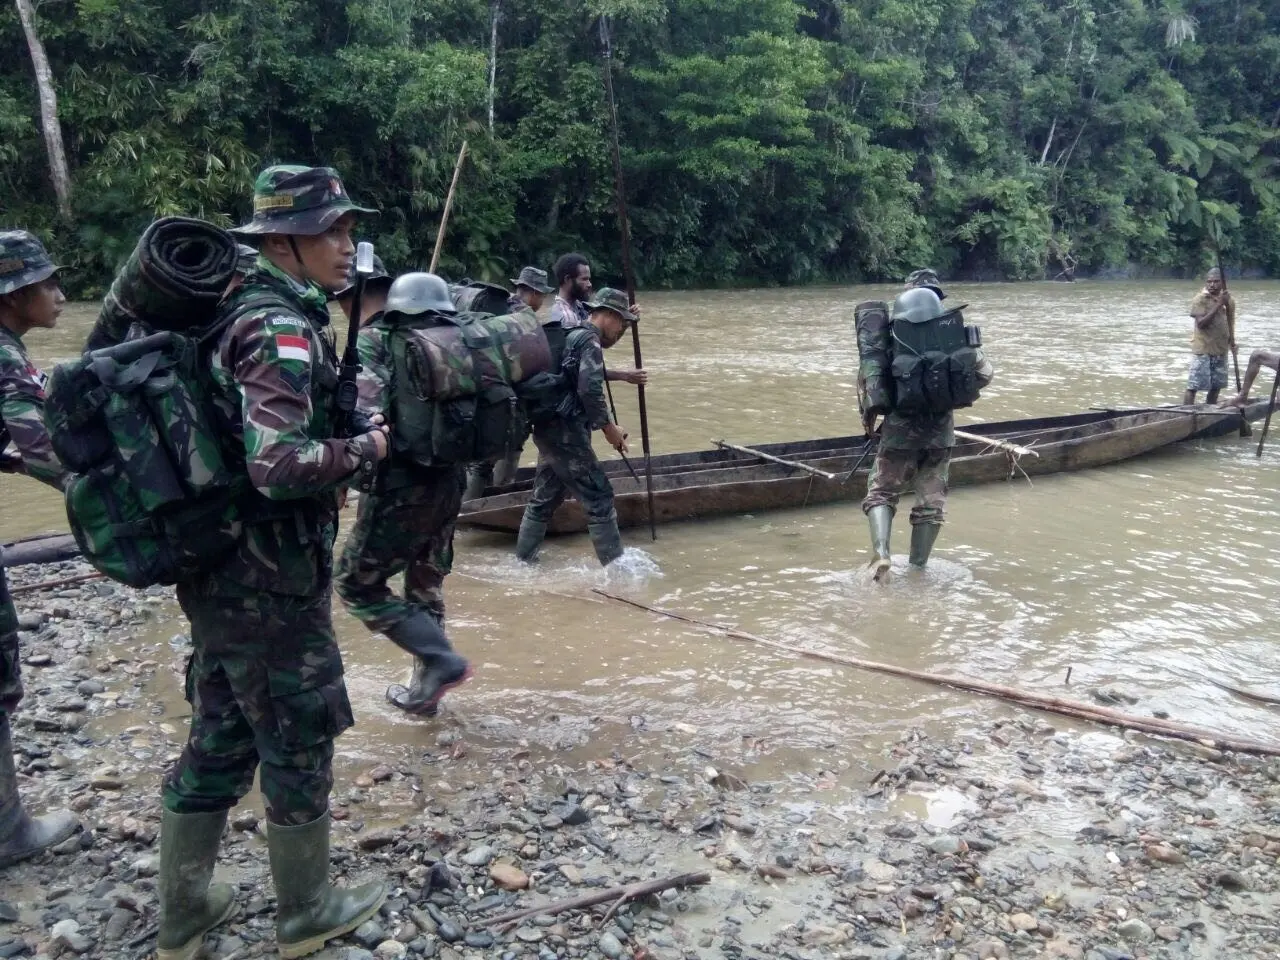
[[594, 590, 1280, 758], [712, 439, 838, 480], [429, 140, 469, 274], [599, 15, 656, 542], [1256, 371, 1280, 457], [1213, 241, 1251, 437]]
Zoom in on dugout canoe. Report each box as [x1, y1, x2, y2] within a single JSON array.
[[457, 400, 1274, 535]]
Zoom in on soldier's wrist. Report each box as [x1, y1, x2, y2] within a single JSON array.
[[346, 434, 382, 480]]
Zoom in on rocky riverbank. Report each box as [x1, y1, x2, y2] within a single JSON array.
[[2, 559, 1279, 960]]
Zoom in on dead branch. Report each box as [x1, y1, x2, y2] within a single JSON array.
[[483, 871, 711, 929]]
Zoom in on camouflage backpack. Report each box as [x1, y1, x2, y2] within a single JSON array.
[[44, 293, 283, 587], [380, 309, 553, 467]]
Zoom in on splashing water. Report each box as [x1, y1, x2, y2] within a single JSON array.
[[603, 547, 663, 581]]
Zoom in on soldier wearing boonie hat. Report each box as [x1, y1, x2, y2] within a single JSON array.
[[905, 267, 947, 300], [154, 165, 390, 960], [0, 229, 79, 873]]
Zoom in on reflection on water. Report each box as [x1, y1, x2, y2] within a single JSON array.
[[6, 281, 1280, 780]]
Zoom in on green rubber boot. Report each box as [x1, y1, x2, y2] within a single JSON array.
[[157, 809, 237, 960], [268, 812, 387, 959], [515, 516, 547, 562], [588, 520, 625, 567], [0, 714, 80, 869], [909, 522, 942, 569], [866, 505, 893, 583]]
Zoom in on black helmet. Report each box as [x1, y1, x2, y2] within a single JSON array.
[[385, 272, 457, 315]]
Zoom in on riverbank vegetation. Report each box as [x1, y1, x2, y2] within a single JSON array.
[[2, 0, 1277, 292]]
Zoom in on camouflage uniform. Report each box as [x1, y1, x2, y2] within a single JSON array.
[[0, 232, 68, 490], [162, 169, 379, 827], [518, 288, 635, 565], [335, 311, 464, 646]]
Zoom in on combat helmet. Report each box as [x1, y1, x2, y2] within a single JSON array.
[[385, 273, 457, 316], [891, 287, 946, 324]]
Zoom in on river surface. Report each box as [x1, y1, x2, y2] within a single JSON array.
[[5, 282, 1280, 810]]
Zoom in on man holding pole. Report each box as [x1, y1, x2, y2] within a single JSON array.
[[1183, 267, 1236, 406], [515, 288, 636, 566]]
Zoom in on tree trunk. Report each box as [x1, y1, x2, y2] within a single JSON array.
[[13, 0, 72, 220], [487, 0, 499, 133]]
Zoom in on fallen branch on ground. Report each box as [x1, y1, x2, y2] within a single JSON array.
[[483, 871, 711, 929], [10, 571, 105, 595], [594, 590, 1280, 758]]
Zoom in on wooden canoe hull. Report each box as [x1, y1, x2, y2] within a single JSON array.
[[458, 402, 1274, 535]]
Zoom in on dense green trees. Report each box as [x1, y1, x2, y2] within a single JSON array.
[[1, 0, 1276, 292]]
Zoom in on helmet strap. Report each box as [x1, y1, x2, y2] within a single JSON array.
[[287, 236, 312, 286]]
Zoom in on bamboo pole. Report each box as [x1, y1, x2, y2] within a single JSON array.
[[593, 590, 1280, 758], [711, 439, 838, 480], [429, 140, 469, 274]]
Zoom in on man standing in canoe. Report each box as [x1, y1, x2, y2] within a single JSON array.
[[1183, 267, 1235, 406], [861, 270, 993, 582]]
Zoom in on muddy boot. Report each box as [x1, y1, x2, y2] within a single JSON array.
[[865, 505, 893, 583], [0, 714, 79, 868], [268, 813, 386, 959], [909, 522, 941, 569], [157, 809, 236, 960], [515, 516, 547, 562], [588, 519, 625, 567], [383, 616, 472, 716], [462, 462, 491, 501]]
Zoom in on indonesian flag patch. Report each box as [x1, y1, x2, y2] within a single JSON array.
[[275, 334, 310, 363]]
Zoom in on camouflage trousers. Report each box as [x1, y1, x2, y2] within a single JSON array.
[[524, 419, 617, 527], [335, 466, 463, 634], [862, 447, 951, 526], [0, 564, 23, 718], [162, 578, 354, 826]]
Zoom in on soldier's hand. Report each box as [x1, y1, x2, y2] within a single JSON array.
[[603, 422, 630, 454], [361, 414, 391, 462], [620, 368, 648, 386], [862, 412, 880, 436]]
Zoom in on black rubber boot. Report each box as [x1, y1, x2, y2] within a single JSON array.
[[588, 519, 625, 567], [909, 522, 942, 569], [866, 505, 894, 583], [383, 615, 471, 716], [515, 516, 547, 562], [268, 813, 386, 959], [0, 714, 79, 869], [462, 462, 491, 501], [157, 809, 236, 960]]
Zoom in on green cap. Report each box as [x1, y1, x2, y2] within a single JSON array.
[[0, 230, 62, 296], [232, 165, 376, 237], [586, 287, 637, 322]]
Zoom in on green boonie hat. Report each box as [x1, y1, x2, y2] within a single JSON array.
[[586, 287, 637, 322], [335, 254, 392, 299], [905, 267, 946, 300], [0, 230, 62, 296], [510, 266, 554, 294], [232, 165, 376, 237]]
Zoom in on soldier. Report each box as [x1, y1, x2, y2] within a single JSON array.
[[462, 266, 556, 500], [1184, 267, 1236, 405], [0, 231, 70, 490], [862, 272, 993, 582], [0, 231, 79, 869], [516, 287, 635, 566], [155, 165, 392, 960], [335, 272, 472, 716]]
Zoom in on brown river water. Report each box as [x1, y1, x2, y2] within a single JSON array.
[[4, 282, 1280, 823]]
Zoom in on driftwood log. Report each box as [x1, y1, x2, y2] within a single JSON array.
[[594, 590, 1280, 758], [483, 871, 711, 929], [1, 534, 81, 568]]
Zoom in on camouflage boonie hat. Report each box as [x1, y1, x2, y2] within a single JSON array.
[[905, 268, 946, 300], [510, 266, 553, 294], [232, 165, 376, 237], [586, 287, 637, 322], [335, 254, 392, 299], [0, 230, 62, 295]]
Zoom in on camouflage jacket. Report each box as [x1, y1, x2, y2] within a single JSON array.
[[548, 296, 589, 329], [205, 258, 378, 595], [560, 326, 612, 431], [0, 326, 68, 490], [354, 311, 392, 418], [879, 349, 994, 452]]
